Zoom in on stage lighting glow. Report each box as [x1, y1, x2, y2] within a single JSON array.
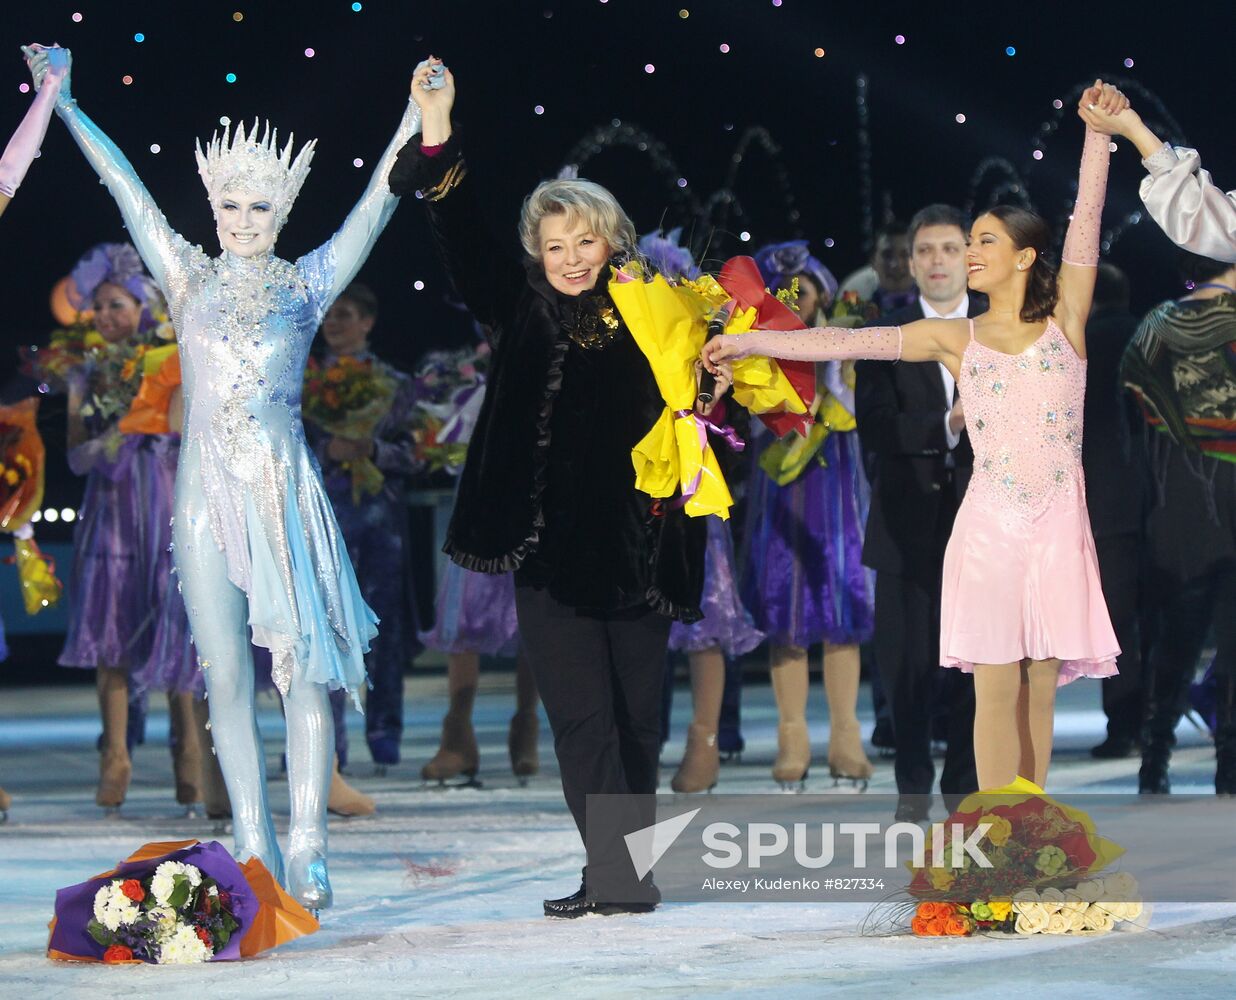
[[676, 177, 687, 188], [305, 48, 315, 58], [1005, 46, 1016, 56], [814, 48, 825, 58], [71, 12, 83, 23], [226, 72, 237, 83], [1033, 149, 1044, 160], [18, 83, 30, 94], [352, 2, 363, 10], [61, 508, 76, 523], [534, 105, 545, 115], [150, 144, 161, 153], [644, 64, 655, 73], [719, 43, 730, 53], [353, 157, 364, 167], [1053, 99, 1063, 109], [135, 33, 145, 43], [679, 9, 689, 17], [894, 34, 906, 45], [233, 11, 244, 21], [414, 280, 426, 291], [824, 238, 835, 247], [44, 508, 59, 523], [122, 75, 133, 86], [1124, 57, 1134, 68], [955, 113, 966, 123], [739, 231, 751, 242]]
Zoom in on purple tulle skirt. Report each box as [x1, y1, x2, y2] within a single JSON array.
[[59, 435, 194, 687], [418, 560, 519, 656], [670, 516, 764, 655], [0, 609, 7, 662], [741, 429, 875, 648]]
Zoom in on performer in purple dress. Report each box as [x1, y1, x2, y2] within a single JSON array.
[[54, 243, 203, 811], [742, 241, 876, 790]]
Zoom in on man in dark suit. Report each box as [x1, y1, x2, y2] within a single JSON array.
[[856, 204, 982, 820]]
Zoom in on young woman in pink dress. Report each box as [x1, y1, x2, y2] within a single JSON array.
[[705, 81, 1127, 791]]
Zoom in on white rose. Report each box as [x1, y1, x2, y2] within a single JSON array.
[[1038, 887, 1066, 914], [1014, 903, 1050, 934], [1045, 912, 1072, 934], [1074, 879, 1104, 902], [1064, 907, 1089, 932], [1102, 872, 1139, 901], [1012, 889, 1040, 908], [1082, 905, 1115, 932], [1060, 890, 1088, 915]]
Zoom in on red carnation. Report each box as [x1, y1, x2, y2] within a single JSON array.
[[103, 944, 134, 963], [119, 879, 145, 903], [196, 926, 214, 949]]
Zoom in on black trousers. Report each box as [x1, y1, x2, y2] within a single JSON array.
[[873, 568, 977, 804], [515, 585, 670, 844], [1094, 532, 1146, 742]]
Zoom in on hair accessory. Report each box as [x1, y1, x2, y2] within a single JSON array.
[[195, 118, 316, 229]]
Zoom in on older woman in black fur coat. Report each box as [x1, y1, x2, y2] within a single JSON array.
[[391, 58, 714, 918]]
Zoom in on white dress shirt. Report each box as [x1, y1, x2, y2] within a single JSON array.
[[920, 295, 968, 450]]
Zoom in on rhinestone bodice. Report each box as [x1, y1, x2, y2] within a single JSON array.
[[960, 321, 1087, 518]]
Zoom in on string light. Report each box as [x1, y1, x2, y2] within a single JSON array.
[[955, 113, 967, 124], [225, 72, 237, 83], [1123, 57, 1134, 68], [414, 280, 426, 290], [534, 104, 546, 115], [18, 83, 30, 94], [644, 63, 655, 73], [894, 34, 906, 45], [353, 157, 364, 167], [122, 75, 134, 86], [61, 508, 76, 523], [134, 32, 146, 43], [233, 11, 244, 21], [719, 43, 730, 53], [351, 2, 363, 10], [150, 143, 161, 153], [1005, 45, 1016, 56], [305, 48, 315, 58], [71, 12, 83, 23], [814, 47, 825, 58]]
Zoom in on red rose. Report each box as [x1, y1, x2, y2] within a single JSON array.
[[103, 944, 134, 963], [196, 926, 214, 950], [120, 879, 145, 902]]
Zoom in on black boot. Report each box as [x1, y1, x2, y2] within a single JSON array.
[[543, 869, 659, 918], [1214, 672, 1236, 796]]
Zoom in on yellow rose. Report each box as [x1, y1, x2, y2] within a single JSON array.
[[988, 900, 1012, 922], [980, 813, 1013, 847]]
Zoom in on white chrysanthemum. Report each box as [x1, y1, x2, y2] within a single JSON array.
[[157, 924, 212, 965], [150, 861, 203, 906], [92, 880, 140, 931], [148, 905, 178, 939]]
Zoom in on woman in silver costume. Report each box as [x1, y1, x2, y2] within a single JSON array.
[[25, 44, 422, 911]]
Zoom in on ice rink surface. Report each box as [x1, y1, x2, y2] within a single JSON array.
[[2, 672, 1232, 999]]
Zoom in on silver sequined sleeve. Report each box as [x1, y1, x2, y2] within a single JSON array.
[[56, 100, 194, 302], [1140, 144, 1236, 264], [298, 99, 423, 320]]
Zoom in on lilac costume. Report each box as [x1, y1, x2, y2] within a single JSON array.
[[741, 243, 876, 647]]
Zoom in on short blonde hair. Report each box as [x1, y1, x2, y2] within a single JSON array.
[[518, 178, 637, 261]]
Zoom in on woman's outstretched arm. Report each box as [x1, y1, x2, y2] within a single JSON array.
[[25, 45, 189, 297], [0, 49, 65, 213], [701, 317, 968, 373], [301, 73, 424, 308], [1058, 81, 1124, 347]]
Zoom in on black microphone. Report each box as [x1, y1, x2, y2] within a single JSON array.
[[698, 301, 735, 404]]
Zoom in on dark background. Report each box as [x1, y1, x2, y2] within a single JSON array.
[[2, 0, 1233, 648]]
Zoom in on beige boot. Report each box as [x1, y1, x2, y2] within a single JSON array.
[[672, 723, 720, 793], [168, 691, 204, 807], [423, 653, 480, 785], [770, 645, 811, 789], [328, 758, 376, 816], [508, 711, 539, 782], [96, 667, 132, 809], [192, 698, 231, 819], [823, 643, 873, 787]]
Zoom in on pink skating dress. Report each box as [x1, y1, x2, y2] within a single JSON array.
[[939, 317, 1119, 683]]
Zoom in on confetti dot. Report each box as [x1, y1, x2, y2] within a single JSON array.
[[894, 34, 906, 45], [1052, 99, 1063, 109], [955, 113, 966, 123], [534, 104, 545, 115], [644, 63, 655, 73], [38, 382, 50, 394], [814, 47, 825, 58], [122, 75, 134, 86], [772, 0, 783, 6], [739, 231, 751, 242], [719, 43, 730, 53], [150, 143, 161, 153], [676, 177, 688, 188], [1033, 149, 1044, 160], [1005, 45, 1016, 56], [134, 32, 145, 43], [414, 280, 425, 291], [226, 72, 237, 83], [352, 1, 363, 10], [233, 11, 244, 21], [678, 8, 689, 17], [18, 82, 30, 94], [1123, 57, 1134, 68], [824, 238, 835, 248], [71, 12, 83, 23], [220, 115, 232, 126], [305, 47, 315, 57], [1109, 141, 1118, 152], [353, 157, 364, 167]]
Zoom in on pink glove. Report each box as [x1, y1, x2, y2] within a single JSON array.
[[0, 58, 62, 198], [1061, 128, 1111, 267]]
